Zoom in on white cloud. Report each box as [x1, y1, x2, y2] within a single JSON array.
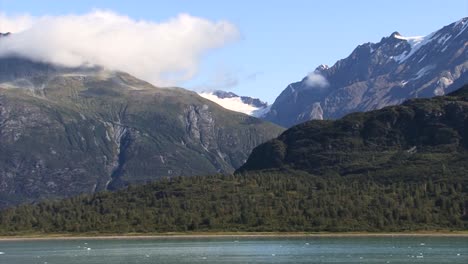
[[0, 13, 34, 33], [305, 72, 329, 88], [0, 10, 240, 86]]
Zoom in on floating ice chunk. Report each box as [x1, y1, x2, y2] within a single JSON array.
[[271, 254, 276, 256], [0, 252, 4, 255]]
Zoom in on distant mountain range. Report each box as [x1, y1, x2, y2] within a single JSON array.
[[0, 55, 283, 207], [264, 17, 468, 127], [198, 90, 270, 117]]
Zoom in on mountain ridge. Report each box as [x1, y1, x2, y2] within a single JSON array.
[[2, 85, 467, 233], [0, 56, 284, 208], [264, 17, 468, 127], [238, 83, 468, 180]]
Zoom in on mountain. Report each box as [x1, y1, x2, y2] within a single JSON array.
[[238, 83, 468, 181], [199, 90, 270, 117], [3, 85, 468, 234], [265, 17, 468, 127], [0, 56, 284, 208]]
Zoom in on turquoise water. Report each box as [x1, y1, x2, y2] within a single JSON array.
[[0, 236, 467, 263]]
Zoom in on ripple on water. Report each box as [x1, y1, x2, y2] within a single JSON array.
[[1, 237, 467, 263]]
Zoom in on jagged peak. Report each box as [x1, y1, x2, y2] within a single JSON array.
[[390, 31, 425, 42], [211, 90, 239, 99], [451, 17, 468, 36], [454, 17, 468, 26], [315, 64, 329, 71], [390, 31, 402, 38]]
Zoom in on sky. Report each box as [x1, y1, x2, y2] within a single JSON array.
[[0, 0, 466, 103]]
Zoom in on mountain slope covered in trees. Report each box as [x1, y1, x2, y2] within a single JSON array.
[[239, 84, 468, 183], [0, 172, 466, 234]]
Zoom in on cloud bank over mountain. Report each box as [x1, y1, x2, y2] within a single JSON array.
[[0, 10, 240, 86]]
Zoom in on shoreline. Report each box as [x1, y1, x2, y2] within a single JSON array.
[[1, 231, 468, 241]]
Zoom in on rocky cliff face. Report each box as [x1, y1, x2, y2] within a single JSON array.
[[0, 57, 284, 207], [265, 18, 468, 127]]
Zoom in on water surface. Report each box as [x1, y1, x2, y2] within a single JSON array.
[[0, 236, 467, 263]]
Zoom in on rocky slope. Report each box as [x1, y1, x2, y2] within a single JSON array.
[[265, 17, 468, 127], [0, 57, 284, 208], [199, 90, 270, 117], [238, 84, 468, 182]]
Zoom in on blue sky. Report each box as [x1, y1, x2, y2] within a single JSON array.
[[1, 0, 466, 103]]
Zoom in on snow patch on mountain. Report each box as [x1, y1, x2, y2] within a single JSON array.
[[199, 92, 269, 117], [413, 65, 436, 80], [454, 18, 468, 38], [392, 33, 433, 63], [393, 34, 425, 45]]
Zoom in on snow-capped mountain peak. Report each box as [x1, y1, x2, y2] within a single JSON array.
[[199, 90, 270, 117], [392, 32, 425, 46], [264, 17, 468, 127]]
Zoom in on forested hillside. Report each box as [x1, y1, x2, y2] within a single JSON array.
[[239, 84, 468, 182], [0, 171, 466, 234], [2, 85, 468, 235]]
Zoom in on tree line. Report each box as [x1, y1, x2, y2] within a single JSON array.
[[0, 171, 466, 234]]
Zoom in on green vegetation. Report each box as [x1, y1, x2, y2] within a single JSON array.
[[238, 84, 468, 180], [2, 78, 468, 234], [0, 171, 466, 235]]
